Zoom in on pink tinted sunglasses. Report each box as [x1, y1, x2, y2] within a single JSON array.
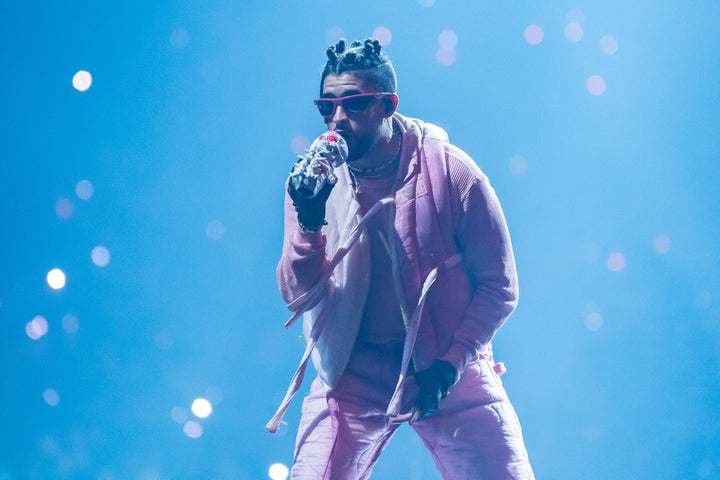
[[314, 92, 393, 117]]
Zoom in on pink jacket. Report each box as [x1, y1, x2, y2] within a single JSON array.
[[268, 114, 518, 431]]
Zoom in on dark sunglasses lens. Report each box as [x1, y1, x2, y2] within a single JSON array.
[[316, 100, 334, 116], [343, 95, 375, 112]]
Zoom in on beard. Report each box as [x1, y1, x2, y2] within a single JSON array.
[[341, 125, 384, 163]]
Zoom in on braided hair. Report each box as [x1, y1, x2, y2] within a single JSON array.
[[320, 38, 397, 94]]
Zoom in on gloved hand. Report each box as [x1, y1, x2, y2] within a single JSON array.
[[413, 360, 457, 419], [287, 176, 334, 231]]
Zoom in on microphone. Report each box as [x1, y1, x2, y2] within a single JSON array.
[[289, 131, 349, 199]]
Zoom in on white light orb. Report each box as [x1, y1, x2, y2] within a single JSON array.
[[191, 398, 212, 418], [73, 70, 92, 91], [47, 268, 66, 290]]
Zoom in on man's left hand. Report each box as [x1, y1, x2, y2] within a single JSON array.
[[413, 360, 457, 419]]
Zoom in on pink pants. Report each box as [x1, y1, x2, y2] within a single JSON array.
[[291, 345, 534, 480]]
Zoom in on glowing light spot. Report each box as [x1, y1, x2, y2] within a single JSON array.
[[62, 314, 79, 334], [191, 398, 213, 418], [584, 311, 603, 331], [564, 22, 584, 42], [607, 252, 626, 272], [438, 29, 458, 49], [170, 28, 189, 49], [697, 459, 715, 478], [171, 406, 189, 424], [43, 388, 60, 407], [291, 135, 311, 156], [155, 330, 174, 350], [205, 220, 225, 240], [75, 180, 94, 200], [600, 35, 619, 55], [269, 463, 290, 480], [696, 290, 712, 310], [524, 25, 544, 45], [325, 27, 345, 46], [91, 246, 111, 267], [372, 26, 392, 46], [47, 268, 66, 290], [416, 0, 435, 6], [183, 420, 203, 439], [72, 70, 92, 92], [204, 386, 224, 405], [435, 47, 456, 66], [566, 8, 586, 25], [653, 234, 671, 254], [586, 75, 606, 95], [582, 424, 602, 442], [26, 315, 49, 340], [55, 197, 74, 220], [509, 155, 528, 175]]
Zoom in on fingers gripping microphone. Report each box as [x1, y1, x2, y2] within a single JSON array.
[[290, 131, 349, 199]]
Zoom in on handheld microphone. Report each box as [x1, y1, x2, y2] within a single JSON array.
[[289, 131, 349, 199]]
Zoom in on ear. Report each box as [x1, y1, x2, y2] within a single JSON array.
[[383, 93, 399, 117]]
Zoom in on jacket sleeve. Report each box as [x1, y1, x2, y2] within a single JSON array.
[[439, 168, 519, 376], [276, 188, 330, 305]]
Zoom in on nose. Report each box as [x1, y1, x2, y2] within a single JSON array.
[[326, 103, 348, 129]]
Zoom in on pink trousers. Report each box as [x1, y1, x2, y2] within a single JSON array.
[[290, 347, 534, 480]]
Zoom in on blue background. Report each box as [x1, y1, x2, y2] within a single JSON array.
[[1, 0, 719, 479]]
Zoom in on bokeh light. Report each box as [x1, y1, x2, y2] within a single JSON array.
[[191, 398, 212, 418], [586, 75, 607, 95], [652, 234, 671, 254], [91, 246, 111, 267], [438, 29, 458, 49], [47, 268, 66, 290], [435, 47, 456, 66], [268, 463, 290, 480], [584, 311, 604, 332], [564, 22, 584, 42], [205, 220, 225, 240], [372, 26, 392, 45], [43, 388, 60, 407], [600, 34, 619, 55], [72, 70, 92, 91], [325, 27, 345, 46], [566, 8, 586, 24], [61, 314, 79, 334], [154, 330, 174, 350], [55, 197, 74, 220], [509, 154, 528, 175], [75, 180, 94, 200], [183, 421, 203, 439], [170, 28, 189, 49], [696, 290, 713, 310], [607, 252, 626, 272], [170, 406, 189, 424], [524, 25, 544, 45], [26, 315, 49, 340]]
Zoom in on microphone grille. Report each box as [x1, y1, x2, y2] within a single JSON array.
[[311, 131, 348, 168]]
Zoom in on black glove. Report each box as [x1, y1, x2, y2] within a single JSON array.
[[287, 177, 334, 231], [413, 360, 457, 418]]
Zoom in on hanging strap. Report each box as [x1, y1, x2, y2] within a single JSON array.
[[385, 252, 463, 418], [266, 198, 396, 433]]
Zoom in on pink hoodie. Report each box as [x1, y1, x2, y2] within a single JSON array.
[[269, 113, 518, 431]]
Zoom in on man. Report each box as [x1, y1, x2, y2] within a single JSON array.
[[268, 38, 534, 479]]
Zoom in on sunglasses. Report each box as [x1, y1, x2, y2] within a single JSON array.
[[314, 92, 393, 117]]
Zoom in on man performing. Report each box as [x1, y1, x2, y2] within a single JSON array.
[[267, 38, 534, 479]]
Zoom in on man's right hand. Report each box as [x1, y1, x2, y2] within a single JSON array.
[[287, 179, 334, 231]]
